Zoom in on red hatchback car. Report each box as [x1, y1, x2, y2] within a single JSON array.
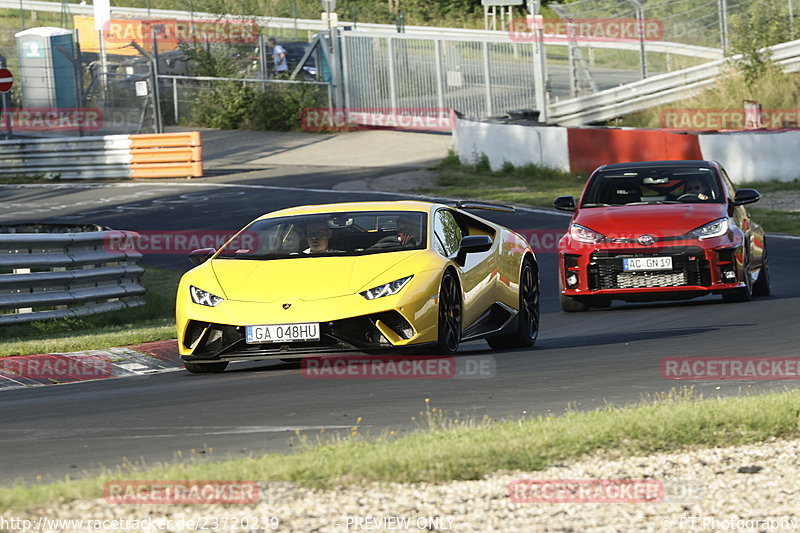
[[553, 160, 769, 312]]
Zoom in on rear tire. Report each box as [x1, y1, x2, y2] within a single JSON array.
[[753, 247, 771, 297], [436, 271, 462, 355], [184, 361, 229, 374], [488, 258, 539, 350]]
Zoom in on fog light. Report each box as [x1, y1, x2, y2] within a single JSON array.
[[723, 270, 736, 281], [566, 273, 578, 288]]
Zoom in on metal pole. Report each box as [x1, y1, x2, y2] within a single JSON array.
[[340, 31, 350, 110], [567, 21, 577, 97], [718, 0, 728, 54], [387, 37, 397, 111], [151, 30, 163, 133], [19, 0, 24, 29], [482, 41, 492, 116], [434, 39, 445, 113], [531, 22, 547, 121], [629, 0, 647, 78], [789, 0, 796, 41], [173, 77, 178, 124], [329, 27, 344, 110], [98, 29, 108, 98]]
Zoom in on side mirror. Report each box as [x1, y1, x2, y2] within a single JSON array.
[[188, 247, 216, 266], [553, 196, 576, 211], [459, 235, 493, 255], [733, 189, 760, 206]]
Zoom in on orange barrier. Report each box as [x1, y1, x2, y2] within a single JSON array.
[[567, 128, 702, 173], [129, 132, 203, 179]]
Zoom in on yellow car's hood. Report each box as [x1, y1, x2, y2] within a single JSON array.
[[210, 251, 425, 302]]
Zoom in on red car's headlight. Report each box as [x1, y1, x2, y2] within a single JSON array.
[[570, 223, 605, 244], [688, 218, 729, 240]]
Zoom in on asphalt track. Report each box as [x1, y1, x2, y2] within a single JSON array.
[[1, 172, 799, 484]]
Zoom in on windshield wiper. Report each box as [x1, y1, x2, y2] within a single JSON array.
[[581, 203, 611, 208]]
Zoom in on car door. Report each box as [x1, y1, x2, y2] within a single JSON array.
[[432, 208, 496, 331]]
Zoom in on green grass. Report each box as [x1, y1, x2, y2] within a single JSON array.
[[423, 155, 800, 234], [4, 387, 800, 511], [419, 152, 588, 208], [0, 267, 181, 357]]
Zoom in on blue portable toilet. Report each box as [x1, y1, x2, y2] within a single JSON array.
[[15, 27, 78, 108]]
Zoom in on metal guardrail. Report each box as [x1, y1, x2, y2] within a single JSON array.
[[7, 0, 722, 59], [0, 135, 132, 179], [0, 227, 145, 325], [549, 39, 800, 125]]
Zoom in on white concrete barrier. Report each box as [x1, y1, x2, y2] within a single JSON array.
[[698, 130, 800, 183], [453, 117, 570, 172]]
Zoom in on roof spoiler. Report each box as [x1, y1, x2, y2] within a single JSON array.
[[454, 201, 516, 214]]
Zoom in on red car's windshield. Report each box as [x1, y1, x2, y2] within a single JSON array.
[[581, 167, 724, 207]]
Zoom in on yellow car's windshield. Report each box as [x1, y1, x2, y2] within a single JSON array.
[[216, 211, 427, 259]]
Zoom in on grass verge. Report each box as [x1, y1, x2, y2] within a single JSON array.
[[3, 387, 800, 511], [424, 154, 800, 234], [0, 267, 181, 357]]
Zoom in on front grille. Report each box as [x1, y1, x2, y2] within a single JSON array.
[[615, 272, 687, 288], [589, 248, 710, 290]]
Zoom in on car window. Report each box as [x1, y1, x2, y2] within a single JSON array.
[[719, 166, 737, 199], [581, 166, 724, 206], [433, 210, 462, 257], [215, 211, 426, 259]]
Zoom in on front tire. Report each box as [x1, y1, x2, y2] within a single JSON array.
[[753, 246, 771, 297], [488, 258, 539, 350], [184, 361, 229, 374], [436, 271, 462, 355], [723, 253, 753, 303]]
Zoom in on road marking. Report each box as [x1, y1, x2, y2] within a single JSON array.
[[0, 181, 574, 218]]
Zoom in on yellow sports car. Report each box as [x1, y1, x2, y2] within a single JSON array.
[[176, 201, 539, 373]]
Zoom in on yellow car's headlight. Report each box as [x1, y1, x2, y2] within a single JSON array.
[[360, 276, 413, 300], [190, 285, 224, 307]]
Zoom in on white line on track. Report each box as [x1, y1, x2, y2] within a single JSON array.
[[0, 181, 574, 218]]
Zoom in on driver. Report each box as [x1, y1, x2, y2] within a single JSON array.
[[683, 178, 710, 201], [396, 214, 419, 246], [303, 220, 341, 254]]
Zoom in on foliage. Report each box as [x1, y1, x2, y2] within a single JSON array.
[[728, 0, 793, 86]]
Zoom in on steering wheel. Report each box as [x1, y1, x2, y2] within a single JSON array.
[[676, 193, 700, 202]]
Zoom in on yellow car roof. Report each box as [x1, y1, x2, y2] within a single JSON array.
[[256, 200, 442, 220]]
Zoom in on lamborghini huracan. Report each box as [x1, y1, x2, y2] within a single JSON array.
[[176, 201, 539, 373]]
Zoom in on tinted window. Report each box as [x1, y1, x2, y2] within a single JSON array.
[[433, 210, 462, 257], [582, 166, 724, 206], [216, 211, 426, 259]]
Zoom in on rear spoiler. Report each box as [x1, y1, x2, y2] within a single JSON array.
[[453, 201, 516, 214]]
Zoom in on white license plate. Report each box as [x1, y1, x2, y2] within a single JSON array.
[[245, 323, 320, 344], [623, 256, 673, 272]]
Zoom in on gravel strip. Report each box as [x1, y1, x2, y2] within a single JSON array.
[[753, 191, 800, 212], [5, 438, 800, 532]]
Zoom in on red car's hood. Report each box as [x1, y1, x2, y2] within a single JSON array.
[[574, 203, 727, 238]]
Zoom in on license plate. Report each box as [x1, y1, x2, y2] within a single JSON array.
[[623, 256, 673, 272], [245, 323, 320, 344]]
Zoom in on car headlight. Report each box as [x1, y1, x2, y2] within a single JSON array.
[[190, 285, 224, 307], [360, 276, 413, 300], [570, 223, 605, 244], [688, 218, 729, 240]]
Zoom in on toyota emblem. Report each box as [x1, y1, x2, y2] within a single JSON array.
[[282, 303, 292, 310], [637, 234, 655, 246]]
